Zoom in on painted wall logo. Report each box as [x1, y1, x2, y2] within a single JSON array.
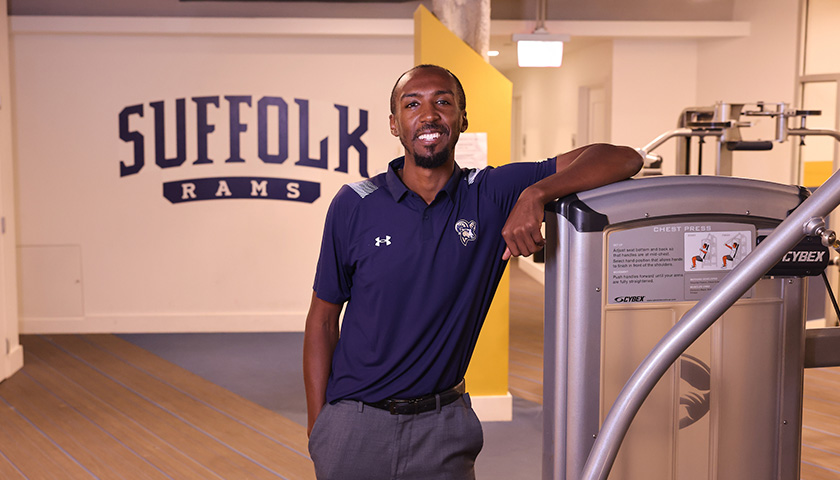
[[118, 95, 369, 203]]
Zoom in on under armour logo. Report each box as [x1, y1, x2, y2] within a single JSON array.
[[375, 236, 391, 247]]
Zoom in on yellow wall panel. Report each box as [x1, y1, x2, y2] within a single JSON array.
[[414, 6, 512, 398], [803, 160, 833, 188]]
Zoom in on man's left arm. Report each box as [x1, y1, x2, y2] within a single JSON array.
[[501, 143, 643, 260]]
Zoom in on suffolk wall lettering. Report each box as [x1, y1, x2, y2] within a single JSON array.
[[118, 95, 369, 204]]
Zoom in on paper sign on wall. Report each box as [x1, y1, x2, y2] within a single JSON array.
[[454, 132, 488, 169]]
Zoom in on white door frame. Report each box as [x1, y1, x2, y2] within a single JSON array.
[[1, 0, 23, 382]]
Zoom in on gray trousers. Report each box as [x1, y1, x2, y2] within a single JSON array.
[[308, 394, 484, 480]]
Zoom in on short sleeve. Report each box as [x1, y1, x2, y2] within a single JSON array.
[[312, 187, 356, 304], [481, 157, 557, 214]]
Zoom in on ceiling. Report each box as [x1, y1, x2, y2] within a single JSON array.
[[9, 0, 736, 21]]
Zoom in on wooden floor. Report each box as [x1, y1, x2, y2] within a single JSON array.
[[509, 262, 546, 406], [0, 263, 837, 478], [508, 260, 840, 479], [0, 334, 315, 479]]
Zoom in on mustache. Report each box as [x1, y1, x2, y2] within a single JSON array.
[[413, 124, 449, 140]]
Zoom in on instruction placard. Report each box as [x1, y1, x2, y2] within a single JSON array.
[[608, 222, 755, 304]]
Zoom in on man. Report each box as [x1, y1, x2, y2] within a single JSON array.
[[304, 64, 642, 479]]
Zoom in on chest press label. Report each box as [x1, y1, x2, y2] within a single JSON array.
[[607, 222, 755, 304]]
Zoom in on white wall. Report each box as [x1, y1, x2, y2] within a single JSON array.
[[503, 39, 613, 162], [696, 0, 801, 183], [11, 17, 412, 333], [501, 0, 800, 183], [608, 0, 801, 182], [611, 39, 699, 175], [803, 0, 840, 76], [505, 69, 567, 161], [504, 37, 698, 175]]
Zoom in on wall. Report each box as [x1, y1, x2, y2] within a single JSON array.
[[696, 0, 801, 184], [611, 39, 699, 175], [499, 0, 800, 183], [11, 17, 412, 333], [608, 0, 800, 182], [503, 40, 614, 162], [504, 37, 698, 175], [505, 68, 565, 160]]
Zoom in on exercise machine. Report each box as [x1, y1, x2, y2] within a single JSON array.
[[544, 102, 840, 479]]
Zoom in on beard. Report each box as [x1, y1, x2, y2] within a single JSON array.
[[412, 147, 451, 169], [400, 124, 453, 169]]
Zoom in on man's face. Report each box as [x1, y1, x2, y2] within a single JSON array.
[[389, 68, 468, 169]]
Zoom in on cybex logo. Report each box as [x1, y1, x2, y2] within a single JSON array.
[[118, 95, 369, 204], [614, 295, 645, 303], [781, 250, 826, 263]]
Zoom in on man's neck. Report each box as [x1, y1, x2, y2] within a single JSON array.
[[399, 157, 455, 205]]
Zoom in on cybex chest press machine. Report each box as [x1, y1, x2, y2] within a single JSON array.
[[544, 102, 840, 480]]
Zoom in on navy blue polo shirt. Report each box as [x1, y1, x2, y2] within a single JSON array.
[[314, 156, 557, 403]]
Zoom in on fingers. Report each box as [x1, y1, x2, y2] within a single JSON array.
[[501, 192, 546, 259], [502, 229, 545, 259]]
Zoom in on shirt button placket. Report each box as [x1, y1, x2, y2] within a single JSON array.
[[421, 208, 432, 241]]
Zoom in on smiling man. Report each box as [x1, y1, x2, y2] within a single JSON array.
[[303, 64, 643, 480]]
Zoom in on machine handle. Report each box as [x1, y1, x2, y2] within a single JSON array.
[[725, 140, 773, 151]]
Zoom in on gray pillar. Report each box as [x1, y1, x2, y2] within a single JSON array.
[[431, 0, 491, 60]]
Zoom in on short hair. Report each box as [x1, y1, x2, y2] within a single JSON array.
[[389, 64, 467, 114]]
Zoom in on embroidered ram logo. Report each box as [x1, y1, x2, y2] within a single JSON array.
[[454, 219, 478, 246]]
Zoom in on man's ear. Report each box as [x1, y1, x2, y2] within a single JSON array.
[[461, 111, 468, 132], [389, 114, 399, 137]]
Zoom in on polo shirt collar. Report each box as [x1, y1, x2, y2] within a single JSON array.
[[385, 157, 409, 201], [385, 157, 463, 203]]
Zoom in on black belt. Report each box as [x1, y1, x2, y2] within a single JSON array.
[[365, 380, 466, 415]]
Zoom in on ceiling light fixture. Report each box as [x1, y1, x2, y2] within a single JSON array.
[[513, 0, 569, 67]]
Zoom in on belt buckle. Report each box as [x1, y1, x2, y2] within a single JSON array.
[[389, 398, 421, 415]]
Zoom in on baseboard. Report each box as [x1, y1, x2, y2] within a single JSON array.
[[806, 318, 828, 329], [3, 343, 23, 380], [470, 392, 513, 422], [20, 313, 307, 334]]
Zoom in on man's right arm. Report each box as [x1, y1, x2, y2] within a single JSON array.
[[501, 144, 643, 259], [303, 291, 342, 437]]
